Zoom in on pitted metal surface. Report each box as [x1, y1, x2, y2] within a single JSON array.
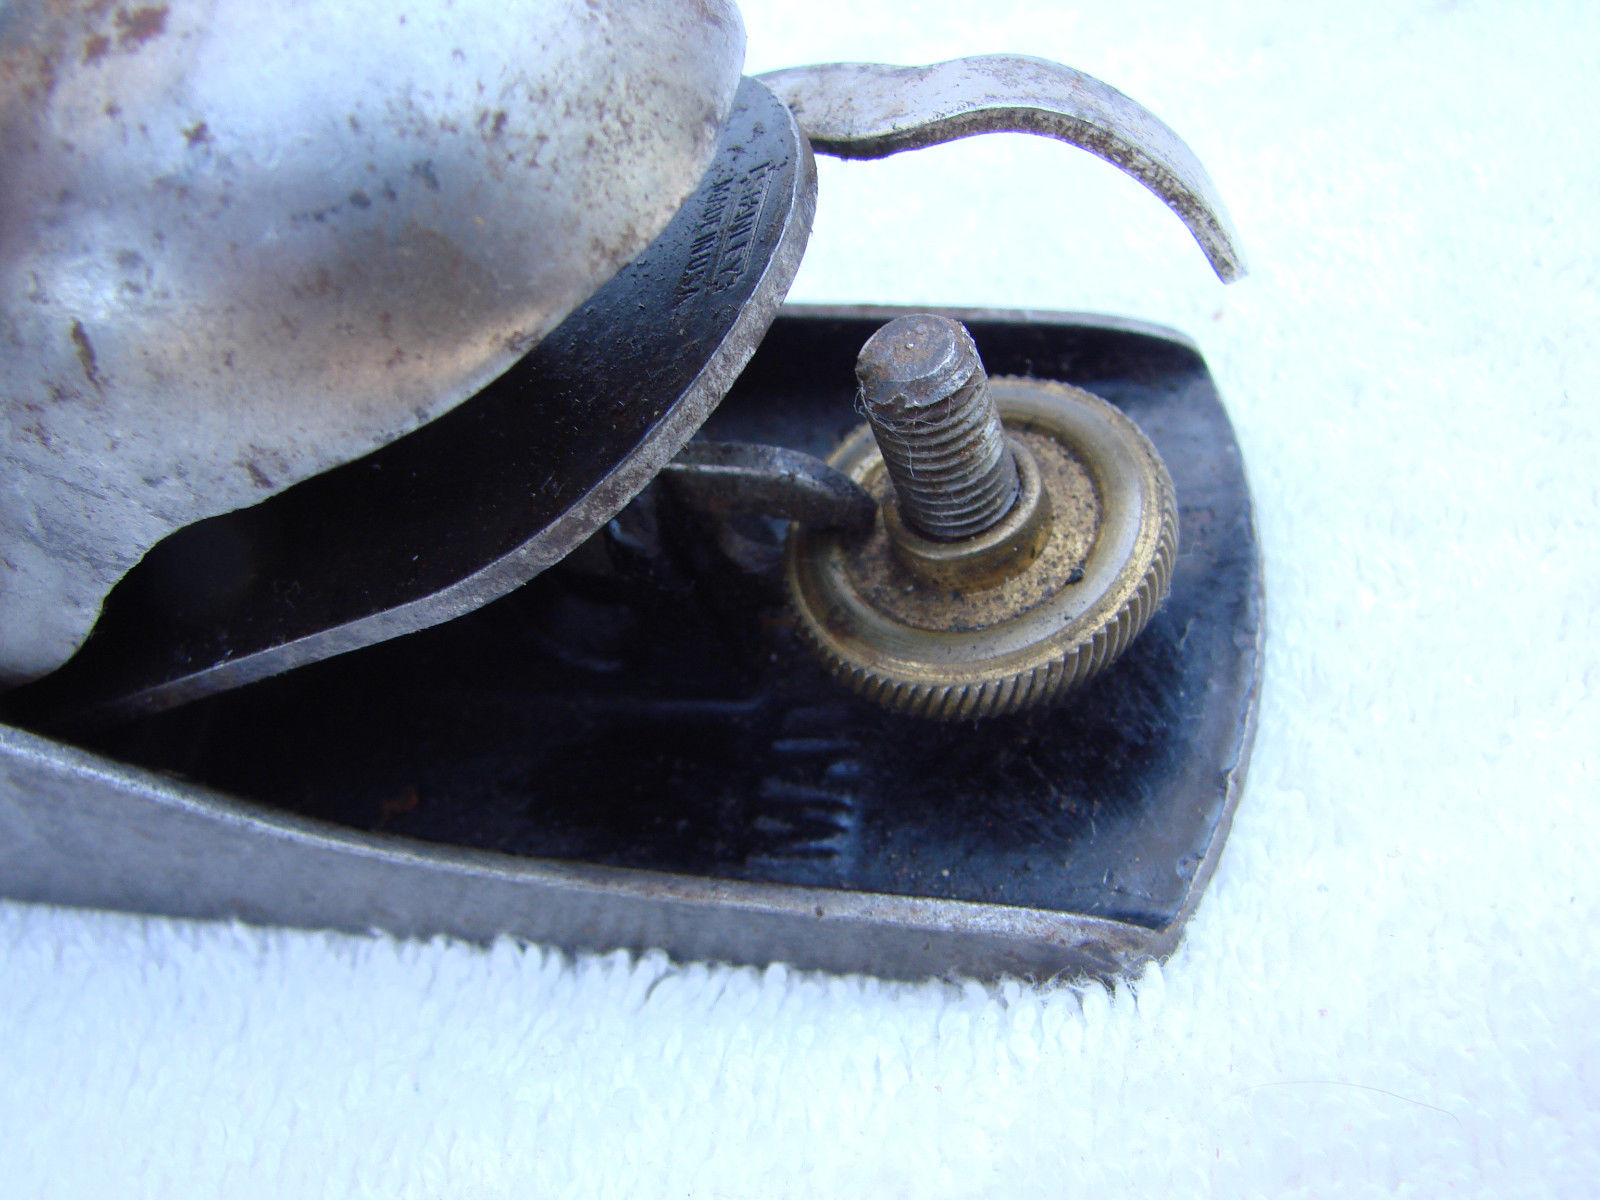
[[0, 0, 745, 686]]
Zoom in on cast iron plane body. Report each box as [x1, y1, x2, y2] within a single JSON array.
[[0, 308, 1262, 981]]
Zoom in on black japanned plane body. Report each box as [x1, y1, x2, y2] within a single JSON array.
[[4, 307, 1263, 977]]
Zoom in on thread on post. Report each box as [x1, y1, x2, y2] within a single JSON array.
[[855, 314, 1019, 541]]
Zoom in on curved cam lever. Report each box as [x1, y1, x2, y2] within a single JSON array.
[[758, 54, 1245, 283]]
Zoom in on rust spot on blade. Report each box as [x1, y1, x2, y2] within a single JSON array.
[[183, 120, 210, 147], [409, 160, 440, 191], [82, 34, 111, 64], [69, 321, 104, 391], [476, 108, 509, 139], [114, 5, 168, 49], [3, 45, 57, 103]]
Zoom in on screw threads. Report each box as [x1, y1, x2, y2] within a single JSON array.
[[856, 315, 1018, 541]]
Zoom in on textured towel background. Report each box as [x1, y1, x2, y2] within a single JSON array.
[[4, 2, 1598, 1195]]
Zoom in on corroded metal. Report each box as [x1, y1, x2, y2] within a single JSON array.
[[759, 54, 1245, 282], [0, 0, 745, 687], [855, 314, 1019, 541], [787, 378, 1178, 720]]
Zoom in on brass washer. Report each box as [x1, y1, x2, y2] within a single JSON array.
[[785, 378, 1178, 720]]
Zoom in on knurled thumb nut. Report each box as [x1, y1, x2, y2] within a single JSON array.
[[786, 314, 1178, 720]]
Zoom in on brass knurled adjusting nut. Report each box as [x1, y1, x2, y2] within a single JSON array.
[[785, 375, 1178, 720]]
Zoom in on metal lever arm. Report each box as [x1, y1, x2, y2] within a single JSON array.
[[759, 55, 1245, 282], [661, 441, 876, 532]]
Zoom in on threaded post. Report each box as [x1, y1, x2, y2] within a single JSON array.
[[855, 314, 1018, 541]]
